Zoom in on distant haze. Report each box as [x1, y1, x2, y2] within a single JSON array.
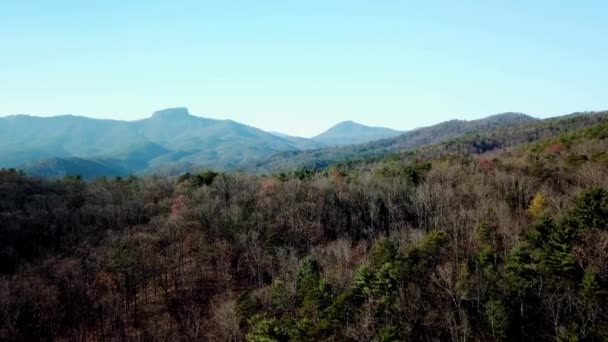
[[1, 2, 607, 136], [0, 107, 404, 176]]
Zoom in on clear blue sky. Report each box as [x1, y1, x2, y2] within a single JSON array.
[[1, 1, 606, 137]]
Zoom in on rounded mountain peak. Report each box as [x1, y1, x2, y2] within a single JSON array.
[[334, 120, 363, 127], [151, 107, 191, 119]]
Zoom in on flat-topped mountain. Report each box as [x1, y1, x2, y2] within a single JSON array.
[[0, 108, 304, 176]]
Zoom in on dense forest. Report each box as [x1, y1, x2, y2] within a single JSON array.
[[1, 115, 608, 341]]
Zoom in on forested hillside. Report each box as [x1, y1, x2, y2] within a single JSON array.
[[1, 117, 608, 340], [247, 112, 537, 172]]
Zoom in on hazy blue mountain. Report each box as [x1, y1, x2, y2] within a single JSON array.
[[0, 114, 135, 166], [269, 131, 323, 150], [109, 142, 170, 171], [312, 120, 403, 146], [23, 157, 130, 179], [0, 108, 543, 179], [0, 107, 309, 177]]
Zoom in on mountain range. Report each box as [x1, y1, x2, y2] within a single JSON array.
[[2, 108, 605, 179], [0, 108, 402, 178], [246, 112, 538, 171]]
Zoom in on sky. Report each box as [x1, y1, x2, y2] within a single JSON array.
[[0, 1, 607, 137]]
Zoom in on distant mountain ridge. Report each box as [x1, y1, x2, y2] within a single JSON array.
[[270, 120, 402, 149], [247, 112, 538, 171], [268, 132, 324, 150], [2, 108, 580, 179], [0, 108, 305, 177], [249, 111, 608, 172], [312, 120, 403, 146], [23, 157, 131, 179], [0, 107, 408, 178]]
